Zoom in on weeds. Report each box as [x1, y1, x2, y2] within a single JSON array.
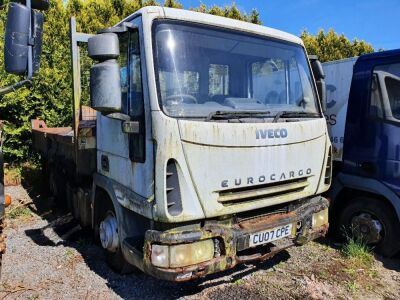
[[64, 249, 75, 259], [346, 280, 359, 292], [232, 279, 245, 286], [4, 166, 22, 186], [7, 206, 33, 219], [340, 228, 374, 267]]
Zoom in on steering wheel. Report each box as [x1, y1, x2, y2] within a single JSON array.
[[165, 94, 198, 104]]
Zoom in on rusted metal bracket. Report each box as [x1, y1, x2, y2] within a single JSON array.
[[69, 17, 94, 170]]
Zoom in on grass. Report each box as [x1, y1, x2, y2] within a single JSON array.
[[232, 279, 245, 286], [341, 236, 374, 266], [4, 166, 22, 186], [4, 161, 42, 188], [64, 248, 75, 259], [7, 206, 33, 219]]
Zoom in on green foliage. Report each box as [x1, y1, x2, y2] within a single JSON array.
[[191, 3, 262, 24], [0, 0, 261, 162], [341, 234, 374, 266], [7, 206, 33, 219], [301, 29, 374, 62]]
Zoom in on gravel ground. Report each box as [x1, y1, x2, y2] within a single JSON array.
[[1, 185, 400, 300]]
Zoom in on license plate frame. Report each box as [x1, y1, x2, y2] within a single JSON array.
[[249, 223, 293, 247]]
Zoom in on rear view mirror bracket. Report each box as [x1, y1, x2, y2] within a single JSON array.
[[98, 22, 138, 35]]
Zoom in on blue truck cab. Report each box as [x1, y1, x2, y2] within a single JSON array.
[[324, 50, 400, 257]]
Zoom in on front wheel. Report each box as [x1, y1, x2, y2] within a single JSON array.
[[337, 197, 400, 257], [98, 208, 134, 274]]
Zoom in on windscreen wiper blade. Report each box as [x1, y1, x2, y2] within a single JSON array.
[[272, 111, 321, 123], [207, 111, 271, 121]]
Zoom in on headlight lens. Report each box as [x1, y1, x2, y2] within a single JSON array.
[[170, 239, 214, 268], [151, 244, 169, 268], [151, 239, 214, 268], [312, 208, 329, 228]]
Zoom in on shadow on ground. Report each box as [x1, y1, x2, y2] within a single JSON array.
[[19, 165, 291, 299]]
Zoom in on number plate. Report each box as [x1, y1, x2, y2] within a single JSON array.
[[249, 224, 293, 247]]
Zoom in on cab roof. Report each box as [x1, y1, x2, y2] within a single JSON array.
[[119, 6, 304, 47]]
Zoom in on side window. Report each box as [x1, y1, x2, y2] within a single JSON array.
[[184, 71, 200, 95], [128, 31, 144, 117], [119, 33, 129, 114], [372, 63, 400, 121], [369, 73, 384, 118], [385, 76, 400, 120], [209, 64, 229, 96], [251, 59, 286, 104]]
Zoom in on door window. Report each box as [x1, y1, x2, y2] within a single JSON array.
[[372, 63, 400, 122]]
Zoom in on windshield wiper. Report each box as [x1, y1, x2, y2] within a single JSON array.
[[272, 111, 321, 123], [207, 111, 271, 121]]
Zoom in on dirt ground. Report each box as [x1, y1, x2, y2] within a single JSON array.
[[1, 185, 400, 300]]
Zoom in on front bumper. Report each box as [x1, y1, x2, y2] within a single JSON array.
[[122, 196, 329, 282]]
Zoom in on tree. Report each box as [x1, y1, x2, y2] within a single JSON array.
[[301, 29, 374, 62], [164, 0, 182, 9], [191, 3, 262, 24]]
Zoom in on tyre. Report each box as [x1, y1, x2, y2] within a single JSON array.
[[97, 201, 134, 274], [337, 196, 400, 257]]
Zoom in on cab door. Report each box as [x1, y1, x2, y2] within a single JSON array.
[[97, 16, 154, 201]]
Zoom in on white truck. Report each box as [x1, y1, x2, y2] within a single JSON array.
[[323, 58, 357, 161], [3, 2, 332, 281]]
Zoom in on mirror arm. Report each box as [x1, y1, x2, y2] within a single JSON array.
[[98, 22, 138, 34], [26, 0, 33, 80]]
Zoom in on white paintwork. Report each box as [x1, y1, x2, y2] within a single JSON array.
[[323, 58, 357, 161], [119, 7, 303, 47], [97, 7, 331, 223], [97, 17, 155, 204]]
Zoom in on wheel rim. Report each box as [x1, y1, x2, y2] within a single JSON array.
[[99, 211, 119, 253], [350, 212, 384, 244]]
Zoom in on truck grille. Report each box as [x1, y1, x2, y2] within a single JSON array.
[[217, 177, 310, 205]]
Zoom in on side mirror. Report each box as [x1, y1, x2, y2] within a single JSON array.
[[88, 33, 122, 113], [309, 55, 327, 113], [4, 3, 30, 75], [4, 2, 45, 76]]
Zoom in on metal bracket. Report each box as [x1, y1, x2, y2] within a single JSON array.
[[98, 22, 138, 34], [69, 17, 94, 169]]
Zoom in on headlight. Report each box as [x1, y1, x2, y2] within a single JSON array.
[[151, 245, 169, 268], [151, 239, 214, 268], [312, 208, 329, 228]]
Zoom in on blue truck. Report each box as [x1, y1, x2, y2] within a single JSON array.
[[324, 50, 400, 257]]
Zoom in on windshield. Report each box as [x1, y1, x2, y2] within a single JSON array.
[[153, 21, 319, 119]]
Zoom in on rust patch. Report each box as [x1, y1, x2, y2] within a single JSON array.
[[238, 211, 297, 231]]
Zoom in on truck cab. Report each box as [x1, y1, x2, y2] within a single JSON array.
[[3, 4, 331, 281], [325, 50, 400, 257]]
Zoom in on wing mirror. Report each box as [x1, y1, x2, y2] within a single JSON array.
[[88, 33, 122, 113], [4, 1, 48, 77], [309, 55, 327, 113], [88, 24, 138, 116]]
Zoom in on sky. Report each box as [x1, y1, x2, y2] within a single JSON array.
[[179, 0, 400, 50]]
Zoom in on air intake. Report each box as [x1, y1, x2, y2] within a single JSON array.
[[217, 177, 310, 205], [166, 160, 183, 216], [324, 147, 333, 185]]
